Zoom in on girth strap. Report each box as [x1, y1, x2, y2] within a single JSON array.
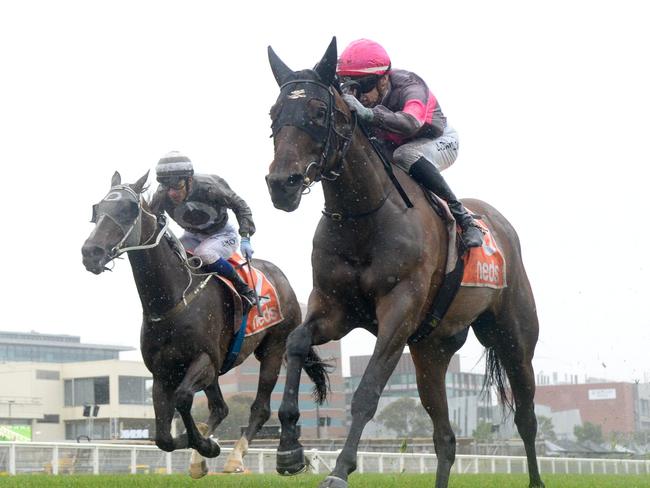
[[219, 313, 248, 375]]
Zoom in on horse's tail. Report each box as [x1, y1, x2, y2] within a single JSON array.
[[302, 347, 332, 405], [483, 346, 514, 415]]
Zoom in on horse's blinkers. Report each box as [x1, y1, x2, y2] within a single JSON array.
[[91, 186, 143, 257], [271, 80, 333, 144]]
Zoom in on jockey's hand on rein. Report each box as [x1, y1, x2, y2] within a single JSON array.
[[342, 94, 374, 123], [240, 237, 254, 260]]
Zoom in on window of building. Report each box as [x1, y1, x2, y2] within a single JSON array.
[[641, 399, 648, 415], [37, 414, 60, 424], [118, 376, 153, 405], [65, 419, 110, 440], [36, 370, 60, 380], [63, 377, 110, 406]]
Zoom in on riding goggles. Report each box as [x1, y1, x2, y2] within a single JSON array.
[[158, 177, 187, 190], [340, 75, 380, 94]]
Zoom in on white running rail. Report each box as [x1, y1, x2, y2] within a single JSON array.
[[0, 441, 648, 476]]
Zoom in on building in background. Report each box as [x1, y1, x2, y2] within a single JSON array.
[[346, 352, 491, 438], [0, 330, 153, 442], [0, 330, 132, 363], [0, 359, 155, 442], [534, 381, 650, 437]]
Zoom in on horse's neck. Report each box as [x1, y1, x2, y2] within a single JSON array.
[[321, 131, 390, 214], [127, 234, 190, 316]]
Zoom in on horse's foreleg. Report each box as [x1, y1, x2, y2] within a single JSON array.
[[224, 341, 284, 473], [175, 352, 221, 459], [321, 288, 422, 488], [152, 379, 189, 452], [276, 324, 313, 475], [410, 329, 468, 488]]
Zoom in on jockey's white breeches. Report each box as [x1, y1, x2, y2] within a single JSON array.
[[392, 124, 459, 172], [180, 222, 239, 265]]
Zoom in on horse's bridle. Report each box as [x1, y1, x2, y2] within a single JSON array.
[[90, 185, 166, 263], [274, 78, 356, 193]]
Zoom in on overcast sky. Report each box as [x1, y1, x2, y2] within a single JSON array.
[[1, 1, 648, 381]]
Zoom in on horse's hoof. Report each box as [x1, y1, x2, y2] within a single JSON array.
[[206, 438, 221, 458], [276, 447, 306, 475], [223, 459, 245, 473], [318, 475, 348, 488], [189, 460, 208, 479], [196, 438, 221, 458]]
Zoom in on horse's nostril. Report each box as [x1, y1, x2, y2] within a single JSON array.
[[287, 174, 304, 186], [82, 244, 104, 259]]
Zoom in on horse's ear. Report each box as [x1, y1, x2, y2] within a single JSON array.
[[111, 171, 121, 187], [268, 46, 293, 86], [314, 36, 337, 85], [132, 170, 149, 194]]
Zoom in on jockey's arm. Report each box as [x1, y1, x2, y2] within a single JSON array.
[[208, 178, 256, 237], [371, 105, 421, 137], [371, 99, 444, 138]]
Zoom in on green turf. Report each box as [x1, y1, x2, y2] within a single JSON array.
[[0, 473, 648, 487]]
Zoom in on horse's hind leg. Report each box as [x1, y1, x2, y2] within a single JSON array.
[[410, 328, 468, 488], [204, 382, 229, 434], [476, 305, 545, 488], [175, 352, 221, 459], [501, 351, 544, 487], [223, 338, 284, 473]]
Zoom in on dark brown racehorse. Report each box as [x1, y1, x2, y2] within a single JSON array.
[[81, 171, 329, 477], [265, 38, 544, 488]]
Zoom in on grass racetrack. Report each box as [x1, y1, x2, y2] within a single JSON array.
[[0, 473, 649, 487]]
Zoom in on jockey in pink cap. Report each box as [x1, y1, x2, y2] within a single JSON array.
[[337, 39, 483, 248]]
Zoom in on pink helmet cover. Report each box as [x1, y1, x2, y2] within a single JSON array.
[[337, 39, 391, 77]]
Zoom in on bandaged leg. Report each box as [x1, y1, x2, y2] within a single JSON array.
[[223, 436, 249, 473]]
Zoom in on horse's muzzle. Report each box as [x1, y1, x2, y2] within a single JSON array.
[[265, 173, 304, 212], [81, 242, 108, 274]]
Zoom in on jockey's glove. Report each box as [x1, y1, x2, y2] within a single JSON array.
[[343, 94, 374, 123], [240, 237, 254, 260]]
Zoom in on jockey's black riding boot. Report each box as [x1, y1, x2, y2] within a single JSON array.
[[230, 274, 257, 315], [408, 157, 484, 248], [202, 258, 256, 313]]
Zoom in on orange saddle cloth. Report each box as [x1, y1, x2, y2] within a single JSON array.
[[460, 219, 507, 289], [227, 254, 285, 336]]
